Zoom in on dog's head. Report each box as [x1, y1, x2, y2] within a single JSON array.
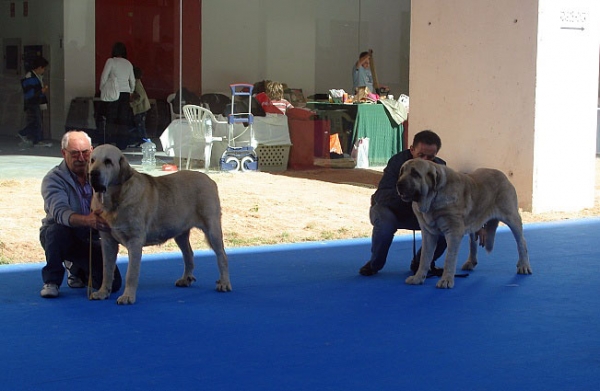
[[88, 144, 134, 193], [396, 159, 446, 213]]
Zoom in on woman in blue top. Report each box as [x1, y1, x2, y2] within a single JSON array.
[[352, 50, 374, 93]]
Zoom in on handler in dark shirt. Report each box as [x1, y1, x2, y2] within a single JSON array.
[[359, 130, 447, 276]]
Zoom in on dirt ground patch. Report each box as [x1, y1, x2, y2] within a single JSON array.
[[1, 160, 599, 265]]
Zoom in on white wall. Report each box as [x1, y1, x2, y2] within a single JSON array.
[[410, 0, 600, 213], [63, 0, 96, 109], [533, 0, 600, 212], [201, 0, 318, 94], [201, 0, 411, 97]]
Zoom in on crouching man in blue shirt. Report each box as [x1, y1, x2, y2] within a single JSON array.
[[39, 130, 121, 298]]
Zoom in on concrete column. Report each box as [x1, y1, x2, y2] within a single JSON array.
[[409, 0, 600, 212]]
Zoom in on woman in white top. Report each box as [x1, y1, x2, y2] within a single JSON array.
[[100, 42, 135, 149]]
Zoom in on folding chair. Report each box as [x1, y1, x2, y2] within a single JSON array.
[[181, 105, 224, 172]]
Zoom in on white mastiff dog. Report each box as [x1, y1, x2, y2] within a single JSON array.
[[88, 144, 231, 304], [396, 159, 532, 288]]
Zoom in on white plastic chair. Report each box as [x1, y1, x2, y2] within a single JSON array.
[[182, 104, 224, 172], [167, 93, 185, 122]]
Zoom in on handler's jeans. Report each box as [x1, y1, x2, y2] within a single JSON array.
[[368, 204, 447, 272], [39, 224, 122, 292]]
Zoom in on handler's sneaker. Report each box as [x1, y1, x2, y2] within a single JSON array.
[[40, 283, 59, 298], [410, 258, 419, 274], [17, 134, 33, 148], [67, 273, 85, 288], [410, 258, 443, 277], [17, 133, 29, 143], [34, 140, 53, 148], [64, 261, 85, 288], [359, 261, 378, 276]]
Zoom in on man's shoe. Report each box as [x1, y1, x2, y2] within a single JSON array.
[[427, 264, 444, 277], [410, 258, 443, 277], [34, 141, 53, 148], [67, 274, 85, 288], [359, 261, 378, 276], [64, 261, 85, 288], [40, 283, 59, 298], [410, 258, 419, 274], [17, 133, 29, 143]]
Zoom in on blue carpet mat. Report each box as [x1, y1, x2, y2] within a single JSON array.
[[1, 218, 599, 390]]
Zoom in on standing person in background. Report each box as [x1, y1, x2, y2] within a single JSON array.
[[18, 56, 52, 148], [100, 42, 135, 150], [129, 66, 151, 147], [352, 50, 374, 93]]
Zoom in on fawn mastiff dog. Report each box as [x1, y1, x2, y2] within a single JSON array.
[[396, 159, 532, 288], [88, 144, 231, 304]]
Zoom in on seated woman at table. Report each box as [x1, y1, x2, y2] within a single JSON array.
[[256, 81, 294, 114]]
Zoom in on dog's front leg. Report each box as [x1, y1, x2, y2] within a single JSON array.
[[90, 234, 119, 300], [405, 230, 437, 285], [437, 233, 462, 289], [117, 245, 143, 305]]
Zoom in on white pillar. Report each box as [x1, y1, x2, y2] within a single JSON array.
[[409, 0, 600, 212]]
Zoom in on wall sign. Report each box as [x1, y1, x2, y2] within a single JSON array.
[[560, 9, 588, 31]]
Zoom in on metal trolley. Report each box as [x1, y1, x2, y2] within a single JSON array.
[[220, 83, 259, 171]]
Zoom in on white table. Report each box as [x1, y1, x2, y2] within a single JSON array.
[[159, 114, 291, 168]]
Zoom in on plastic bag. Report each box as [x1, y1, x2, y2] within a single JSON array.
[[329, 133, 343, 155], [351, 137, 369, 168], [398, 94, 409, 112]]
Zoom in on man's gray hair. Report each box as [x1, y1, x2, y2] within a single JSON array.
[[61, 130, 92, 150]]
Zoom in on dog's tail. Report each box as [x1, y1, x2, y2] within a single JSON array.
[[483, 219, 499, 252]]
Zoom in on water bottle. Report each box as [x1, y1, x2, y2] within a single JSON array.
[[141, 138, 156, 171], [204, 116, 213, 138]]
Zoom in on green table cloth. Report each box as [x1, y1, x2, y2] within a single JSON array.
[[352, 104, 403, 166]]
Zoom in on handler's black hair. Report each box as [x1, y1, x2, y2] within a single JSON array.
[[413, 130, 442, 151]]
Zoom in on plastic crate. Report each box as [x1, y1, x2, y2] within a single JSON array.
[[255, 144, 291, 172]]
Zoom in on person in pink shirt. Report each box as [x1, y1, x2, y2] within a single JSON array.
[[262, 81, 293, 114]]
